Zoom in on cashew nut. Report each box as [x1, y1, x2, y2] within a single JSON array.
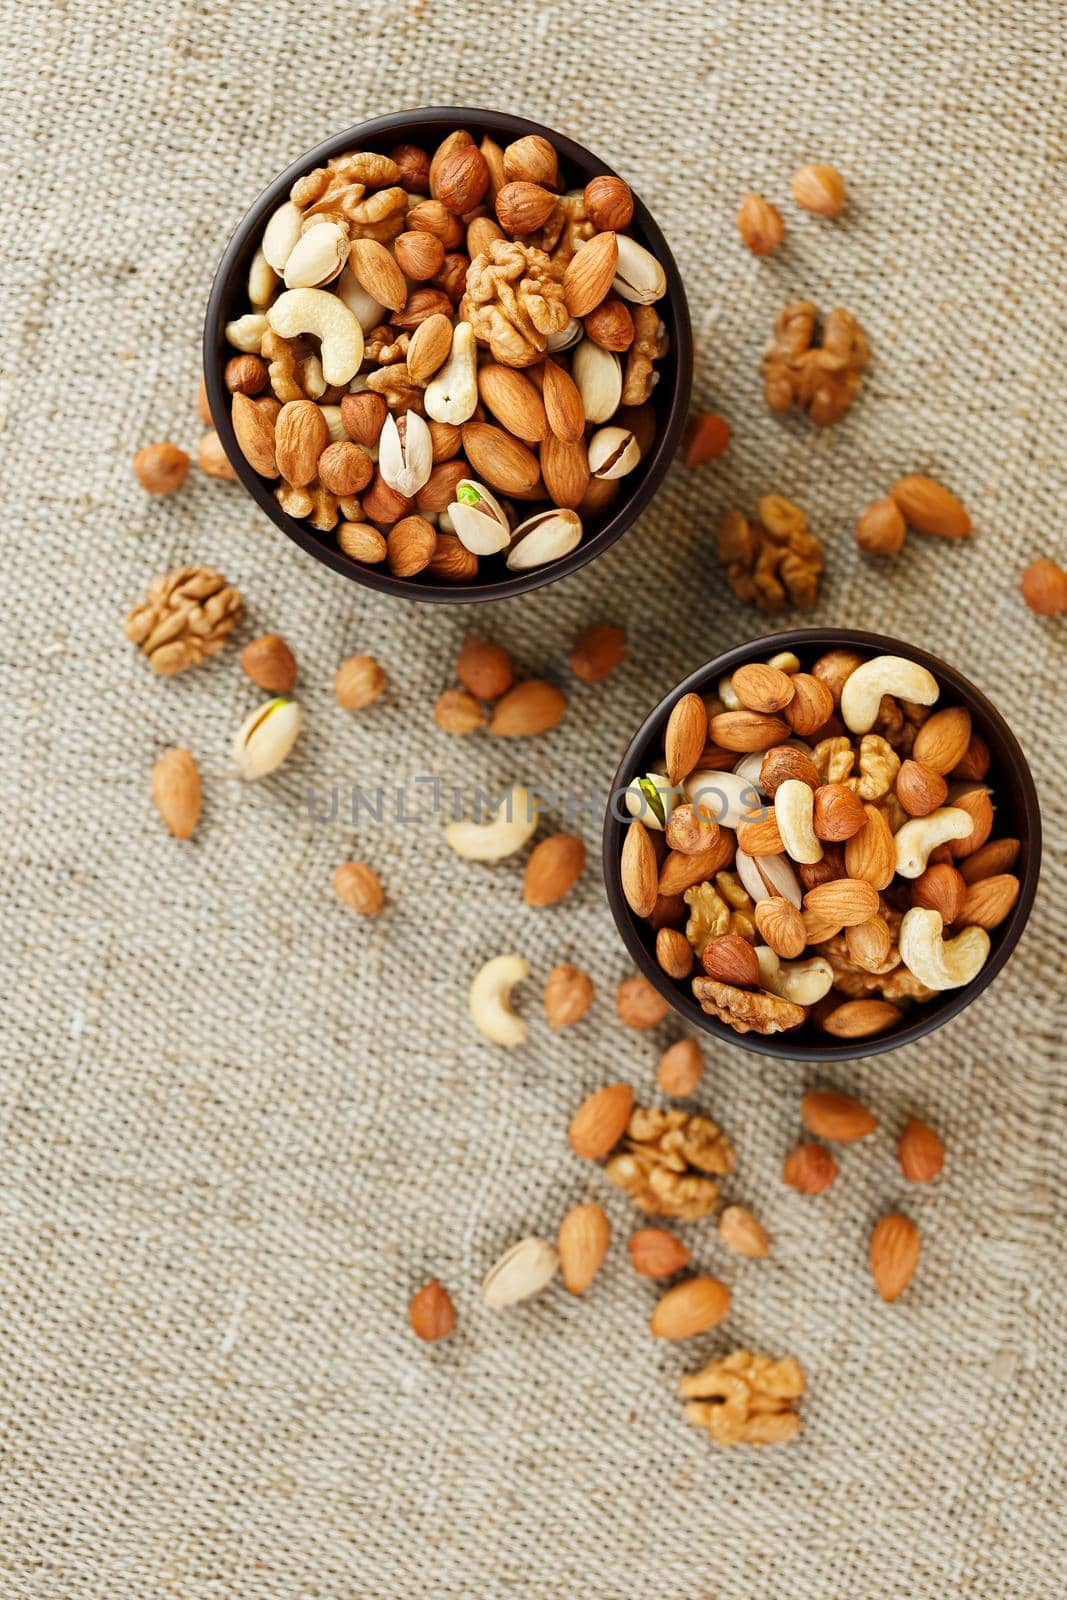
[[624, 771, 678, 830], [261, 200, 304, 273], [841, 655, 940, 733], [755, 946, 834, 1006], [899, 908, 991, 991], [444, 785, 539, 859], [719, 673, 742, 710], [225, 312, 268, 353], [336, 265, 387, 331], [774, 779, 824, 865], [894, 806, 973, 878], [425, 321, 478, 425], [470, 955, 529, 1047], [766, 650, 801, 675], [735, 848, 803, 908], [267, 288, 364, 386]]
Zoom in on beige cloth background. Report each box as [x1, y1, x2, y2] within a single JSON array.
[[2, 2, 1066, 1596]]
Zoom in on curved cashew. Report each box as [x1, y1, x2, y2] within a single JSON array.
[[624, 771, 678, 830], [445, 785, 539, 860], [899, 908, 991, 991], [766, 650, 801, 675], [261, 200, 304, 273], [774, 779, 824, 865], [755, 946, 834, 1006], [894, 806, 973, 878], [735, 848, 803, 908], [841, 655, 940, 733], [267, 288, 364, 386], [425, 322, 478, 425], [470, 955, 529, 1047], [225, 312, 268, 354], [684, 769, 764, 829]]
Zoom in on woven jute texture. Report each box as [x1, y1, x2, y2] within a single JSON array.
[[2, 2, 1066, 1596]]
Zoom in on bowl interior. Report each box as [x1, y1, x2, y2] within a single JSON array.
[[204, 107, 693, 603], [603, 628, 1043, 1061]]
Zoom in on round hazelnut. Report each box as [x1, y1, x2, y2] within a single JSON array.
[[333, 861, 385, 916], [434, 251, 469, 303], [432, 145, 489, 215], [855, 498, 906, 555], [495, 181, 557, 235], [335, 654, 386, 711], [736, 192, 785, 256], [341, 391, 388, 448], [224, 353, 268, 395], [390, 142, 431, 194], [241, 633, 297, 694], [584, 174, 634, 232], [316, 440, 374, 498], [544, 964, 595, 1028], [197, 430, 236, 480], [792, 163, 847, 217], [1021, 558, 1067, 617], [911, 862, 967, 925], [583, 297, 635, 351], [394, 229, 446, 281], [503, 134, 560, 189], [456, 637, 513, 701], [133, 441, 189, 495]]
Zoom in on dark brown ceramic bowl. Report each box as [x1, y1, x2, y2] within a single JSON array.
[[603, 629, 1042, 1060], [203, 107, 692, 603]]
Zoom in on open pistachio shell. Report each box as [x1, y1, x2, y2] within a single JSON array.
[[233, 698, 303, 780], [448, 480, 510, 555], [505, 509, 582, 570]]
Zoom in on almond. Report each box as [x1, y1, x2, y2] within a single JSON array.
[[782, 674, 835, 737], [754, 897, 806, 959], [803, 876, 880, 929], [434, 687, 484, 732], [558, 1202, 610, 1294], [544, 964, 595, 1028], [408, 1279, 456, 1341], [896, 759, 948, 817], [665, 692, 708, 784], [890, 474, 972, 539], [456, 637, 513, 701], [477, 364, 549, 442], [736, 191, 785, 254], [495, 179, 557, 234], [708, 710, 791, 752], [462, 421, 541, 495], [539, 433, 590, 508], [621, 819, 659, 918], [735, 810, 785, 857], [524, 833, 586, 905], [406, 312, 454, 383], [718, 1205, 770, 1259], [489, 679, 567, 737], [870, 1213, 920, 1301], [959, 872, 1020, 929], [910, 707, 971, 775], [843, 804, 896, 890], [657, 1037, 703, 1096], [820, 999, 902, 1038], [855, 497, 906, 555], [151, 748, 201, 839], [959, 837, 1020, 884], [416, 459, 467, 514], [845, 915, 893, 972], [616, 975, 669, 1028], [812, 783, 867, 841], [782, 1143, 838, 1193], [732, 662, 795, 714], [562, 231, 619, 318], [387, 514, 437, 577], [650, 1276, 730, 1340], [231, 391, 277, 476], [428, 529, 478, 583], [348, 237, 407, 312], [760, 745, 820, 795], [897, 1118, 945, 1183], [657, 833, 735, 895], [275, 399, 328, 487], [801, 1089, 877, 1142], [241, 633, 297, 694], [629, 1227, 691, 1278], [655, 927, 693, 979], [682, 410, 731, 465], [541, 358, 586, 443], [701, 933, 760, 988], [333, 861, 385, 916], [948, 787, 995, 858], [570, 623, 625, 682], [569, 1083, 633, 1161], [911, 862, 967, 924]]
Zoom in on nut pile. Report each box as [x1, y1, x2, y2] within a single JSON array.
[[220, 129, 670, 581], [620, 644, 1021, 1040]]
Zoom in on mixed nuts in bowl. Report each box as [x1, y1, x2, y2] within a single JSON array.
[[204, 107, 691, 602], [603, 629, 1041, 1059]]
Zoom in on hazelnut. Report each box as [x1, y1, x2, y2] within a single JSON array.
[[583, 297, 635, 352], [503, 134, 560, 189], [657, 1038, 704, 1096], [1020, 558, 1067, 617], [432, 144, 489, 215], [335, 653, 386, 711], [701, 934, 760, 988], [583, 174, 634, 232], [456, 637, 513, 701], [615, 974, 669, 1029], [812, 782, 867, 841], [544, 964, 595, 1028], [896, 759, 948, 817], [434, 687, 485, 734], [736, 192, 785, 255], [333, 861, 385, 916], [390, 142, 431, 193], [387, 514, 437, 577], [911, 862, 967, 925], [408, 1278, 456, 1342], [495, 180, 558, 235], [241, 633, 297, 694], [197, 430, 236, 480], [855, 497, 906, 555], [316, 440, 374, 498], [341, 392, 388, 448], [434, 250, 470, 303], [224, 353, 268, 395], [569, 623, 625, 683], [792, 163, 847, 217], [133, 441, 189, 495], [391, 288, 453, 330], [393, 229, 446, 281], [783, 1144, 838, 1194]]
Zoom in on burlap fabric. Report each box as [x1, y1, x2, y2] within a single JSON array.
[[2, 3, 1065, 1595]]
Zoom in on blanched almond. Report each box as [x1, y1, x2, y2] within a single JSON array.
[[718, 1205, 770, 1258]]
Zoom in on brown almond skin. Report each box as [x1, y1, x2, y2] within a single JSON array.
[[702, 934, 760, 988], [650, 1276, 730, 1340], [489, 680, 567, 737], [782, 1144, 838, 1193], [855, 497, 906, 555], [629, 1228, 691, 1278], [523, 834, 586, 906], [801, 1089, 877, 1142], [959, 838, 1020, 884], [570, 623, 625, 682], [665, 693, 708, 783], [820, 999, 902, 1039], [736, 192, 784, 255], [569, 1083, 633, 1161], [241, 634, 297, 694], [151, 748, 201, 839], [891, 475, 972, 539], [621, 819, 659, 919], [655, 927, 693, 979], [870, 1213, 921, 1301], [333, 862, 384, 916], [897, 1118, 945, 1183], [709, 710, 790, 752], [408, 1279, 456, 1342], [558, 1202, 610, 1294], [718, 1205, 771, 1258]]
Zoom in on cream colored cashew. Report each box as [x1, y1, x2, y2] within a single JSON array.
[[719, 673, 741, 710], [899, 908, 991, 991], [894, 806, 973, 878], [444, 785, 539, 860], [469, 955, 529, 1047], [766, 650, 801, 675], [262, 200, 304, 273], [624, 771, 677, 830], [755, 946, 834, 1006], [841, 655, 940, 733], [774, 779, 824, 865], [735, 848, 803, 908], [425, 322, 478, 424], [267, 288, 364, 386], [225, 312, 268, 353]]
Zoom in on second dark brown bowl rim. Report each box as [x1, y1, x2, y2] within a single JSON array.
[[602, 627, 1043, 1062], [203, 105, 693, 603]]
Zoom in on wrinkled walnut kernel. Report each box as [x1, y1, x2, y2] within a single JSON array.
[[680, 1350, 805, 1447], [763, 300, 869, 426], [717, 497, 823, 613], [684, 873, 756, 957], [604, 1107, 734, 1220], [463, 237, 569, 367]]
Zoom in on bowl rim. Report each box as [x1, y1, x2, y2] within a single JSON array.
[[602, 626, 1044, 1061], [203, 105, 693, 604]]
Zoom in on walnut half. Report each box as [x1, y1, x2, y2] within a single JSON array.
[[763, 299, 869, 426], [680, 1350, 805, 1447], [717, 496, 823, 613], [604, 1107, 734, 1221], [691, 978, 807, 1035]]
